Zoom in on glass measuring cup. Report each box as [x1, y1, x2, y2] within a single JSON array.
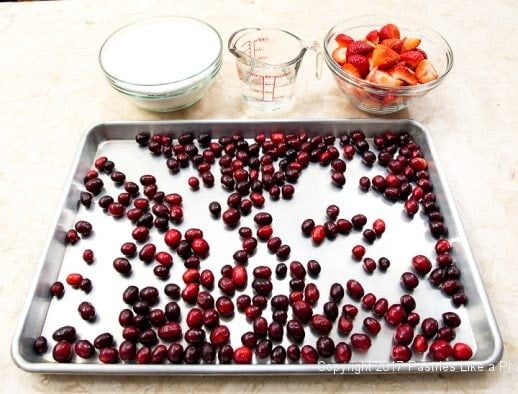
[[228, 28, 322, 111]]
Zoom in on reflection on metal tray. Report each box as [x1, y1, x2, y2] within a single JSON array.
[[12, 119, 502, 374]]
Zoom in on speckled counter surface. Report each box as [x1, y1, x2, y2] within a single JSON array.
[[1, 0, 517, 392]]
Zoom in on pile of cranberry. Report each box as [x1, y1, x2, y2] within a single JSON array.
[[33, 129, 472, 366]]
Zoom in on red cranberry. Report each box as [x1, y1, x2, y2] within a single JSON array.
[[98, 347, 119, 364], [301, 219, 315, 236], [385, 305, 406, 326], [404, 198, 419, 216], [453, 343, 473, 360], [351, 245, 366, 260], [437, 326, 456, 342], [361, 293, 376, 310], [182, 283, 199, 303], [310, 314, 332, 334], [139, 243, 156, 262], [363, 317, 381, 335], [233, 347, 253, 364], [53, 341, 72, 363], [363, 257, 376, 273], [132, 226, 149, 242], [74, 339, 95, 359], [442, 312, 461, 328], [65, 229, 80, 245], [435, 239, 452, 254], [373, 298, 389, 317], [191, 238, 209, 257], [346, 279, 364, 299], [394, 323, 414, 345], [391, 345, 412, 362], [300, 345, 318, 364], [334, 342, 352, 363], [412, 335, 428, 353], [216, 296, 235, 317], [429, 339, 452, 361], [222, 208, 240, 226], [359, 176, 371, 191], [113, 257, 131, 274], [350, 333, 371, 351], [66, 273, 83, 287], [412, 255, 432, 275], [452, 291, 468, 306], [158, 323, 182, 341], [326, 204, 340, 220], [372, 219, 385, 236]]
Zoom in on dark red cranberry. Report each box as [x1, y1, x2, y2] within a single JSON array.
[[216, 296, 235, 317], [310, 314, 332, 334], [361, 293, 376, 310], [113, 257, 131, 274], [158, 322, 182, 341], [401, 272, 419, 290], [373, 298, 389, 317], [329, 283, 344, 302], [400, 294, 416, 312], [132, 226, 149, 242], [452, 291, 468, 306], [122, 285, 139, 305], [94, 332, 114, 349], [316, 336, 335, 358], [52, 326, 77, 343], [78, 301, 96, 321], [119, 340, 136, 362], [50, 281, 65, 298], [184, 345, 201, 364], [118, 309, 135, 327], [391, 345, 412, 362], [65, 229, 80, 245], [436, 326, 456, 342], [359, 176, 371, 191], [85, 178, 103, 195], [323, 301, 339, 321], [351, 214, 367, 229], [33, 336, 48, 355], [80, 191, 93, 208], [421, 317, 439, 338], [394, 323, 414, 345], [442, 312, 461, 328]]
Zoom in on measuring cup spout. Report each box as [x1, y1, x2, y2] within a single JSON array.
[[228, 28, 262, 67]]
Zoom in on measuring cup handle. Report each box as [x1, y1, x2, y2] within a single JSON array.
[[305, 41, 323, 79]]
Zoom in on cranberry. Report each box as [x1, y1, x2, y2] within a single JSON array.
[[378, 257, 391, 270], [363, 257, 376, 273], [359, 176, 371, 191], [65, 229, 80, 245], [401, 272, 419, 290], [346, 279, 364, 299], [363, 317, 381, 335], [113, 257, 131, 274], [453, 343, 473, 360], [216, 296, 235, 317], [361, 293, 376, 310], [93, 332, 114, 349], [66, 273, 83, 287], [310, 314, 332, 334], [441, 279, 462, 296], [286, 319, 305, 343], [78, 301, 96, 321], [32, 336, 48, 355], [252, 278, 273, 295], [385, 305, 406, 326], [334, 342, 352, 363], [301, 219, 315, 236], [158, 322, 182, 341], [119, 340, 136, 362], [373, 298, 389, 317], [372, 219, 385, 236], [350, 333, 371, 351], [281, 184, 295, 198], [136, 346, 151, 364], [404, 199, 419, 216], [53, 341, 72, 363], [50, 281, 65, 298], [429, 339, 452, 361], [394, 323, 414, 345], [330, 283, 344, 302], [437, 326, 456, 342], [351, 245, 366, 260], [300, 345, 318, 364], [191, 238, 209, 257], [80, 192, 93, 208], [132, 226, 149, 242], [99, 347, 119, 364], [222, 208, 240, 226], [442, 312, 461, 328], [139, 243, 156, 262], [452, 291, 468, 306], [326, 204, 340, 220], [182, 283, 199, 303], [233, 347, 253, 364], [74, 339, 95, 359], [412, 255, 432, 275], [85, 178, 103, 195], [400, 294, 416, 312], [122, 285, 139, 305], [435, 239, 452, 254], [391, 345, 412, 362], [286, 344, 300, 362], [421, 317, 439, 338]]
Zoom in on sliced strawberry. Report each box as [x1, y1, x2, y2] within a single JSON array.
[[365, 30, 379, 44], [389, 64, 418, 85], [401, 37, 421, 52], [347, 54, 370, 78], [341, 63, 361, 78], [415, 60, 438, 83], [367, 68, 404, 87], [372, 44, 400, 70], [335, 33, 354, 48], [381, 38, 403, 53], [346, 40, 374, 57], [332, 47, 348, 65], [400, 50, 425, 68], [379, 23, 400, 41]]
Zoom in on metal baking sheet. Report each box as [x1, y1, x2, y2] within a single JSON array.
[[12, 119, 502, 374]]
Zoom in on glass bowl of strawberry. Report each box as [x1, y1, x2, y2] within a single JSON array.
[[323, 16, 453, 114]]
